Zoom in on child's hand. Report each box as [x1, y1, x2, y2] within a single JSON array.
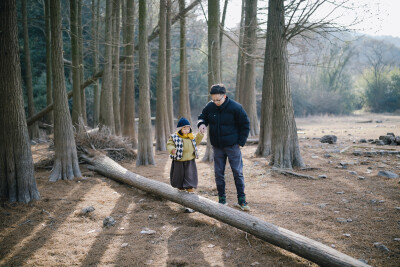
[[171, 149, 176, 155]]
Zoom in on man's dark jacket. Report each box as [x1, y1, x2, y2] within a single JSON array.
[[197, 97, 250, 148]]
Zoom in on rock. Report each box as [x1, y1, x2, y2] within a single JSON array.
[[358, 176, 366, 180], [140, 228, 156, 235], [387, 132, 395, 137], [336, 218, 347, 223], [343, 233, 351, 237], [320, 135, 337, 144], [318, 174, 327, 179], [353, 150, 362, 156], [80, 206, 95, 215], [395, 136, 400, 145], [373, 242, 390, 252], [318, 203, 327, 208], [348, 171, 358, 175], [184, 208, 195, 213], [377, 170, 399, 179], [375, 120, 383, 123], [323, 153, 332, 158], [376, 140, 385, 146], [359, 139, 367, 143], [103, 216, 116, 227], [336, 191, 344, 194], [121, 243, 128, 248]]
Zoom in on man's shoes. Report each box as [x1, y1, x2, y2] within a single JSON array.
[[185, 188, 195, 193], [238, 197, 250, 211], [218, 196, 227, 205]]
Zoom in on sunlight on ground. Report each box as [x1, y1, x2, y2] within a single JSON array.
[[200, 241, 225, 267]]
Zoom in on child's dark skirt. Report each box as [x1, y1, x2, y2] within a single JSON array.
[[170, 159, 198, 189]]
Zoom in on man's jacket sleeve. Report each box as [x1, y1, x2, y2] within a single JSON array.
[[237, 106, 250, 146], [197, 105, 209, 128]]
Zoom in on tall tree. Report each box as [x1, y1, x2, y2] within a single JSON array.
[[91, 0, 100, 126], [155, 0, 170, 151], [70, 0, 82, 127], [178, 0, 191, 121], [236, 0, 246, 103], [22, 0, 40, 140], [120, 0, 127, 130], [0, 0, 40, 203], [99, 0, 115, 133], [123, 0, 137, 148], [166, 0, 174, 132], [202, 0, 221, 162], [49, 0, 82, 181], [268, 0, 304, 168], [241, 0, 259, 136], [78, 0, 87, 124], [219, 0, 228, 78], [137, 0, 155, 166], [45, 0, 53, 127], [112, 0, 122, 135]]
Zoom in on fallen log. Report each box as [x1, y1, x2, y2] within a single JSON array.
[[80, 150, 369, 267]]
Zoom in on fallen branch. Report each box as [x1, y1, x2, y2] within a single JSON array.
[[271, 167, 316, 180], [80, 150, 369, 267]]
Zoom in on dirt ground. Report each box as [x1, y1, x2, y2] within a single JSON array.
[[1, 113, 400, 267]]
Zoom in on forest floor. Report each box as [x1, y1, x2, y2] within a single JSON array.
[[1, 113, 400, 267]]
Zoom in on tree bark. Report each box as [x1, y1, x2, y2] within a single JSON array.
[[44, 0, 53, 127], [99, 0, 115, 134], [178, 0, 191, 121], [22, 0, 40, 140], [137, 0, 155, 166], [255, 0, 273, 157], [166, 0, 175, 133], [155, 0, 170, 151], [92, 0, 100, 127], [49, 0, 82, 181], [112, 0, 122, 135], [0, 0, 40, 203], [203, 0, 221, 162], [269, 0, 304, 169], [235, 0, 245, 102], [219, 0, 228, 79], [120, 0, 127, 131], [80, 151, 370, 267], [70, 0, 82, 127], [123, 0, 137, 148], [241, 0, 259, 137], [78, 0, 87, 125]]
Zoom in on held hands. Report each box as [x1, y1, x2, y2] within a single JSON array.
[[199, 124, 207, 134], [171, 149, 176, 155]]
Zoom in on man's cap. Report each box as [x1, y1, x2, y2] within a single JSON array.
[[210, 84, 226, 95]]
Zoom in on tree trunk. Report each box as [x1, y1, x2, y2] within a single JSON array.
[[44, 0, 53, 127], [178, 0, 191, 121], [22, 0, 40, 140], [112, 0, 122, 135], [120, 0, 127, 131], [80, 151, 370, 267], [155, 0, 170, 151], [255, 0, 273, 157], [49, 0, 82, 181], [92, 0, 100, 127], [269, 0, 304, 169], [166, 0, 175, 133], [241, 0, 259, 136], [203, 0, 221, 162], [235, 0, 245, 102], [0, 0, 40, 203], [99, 0, 115, 133], [137, 0, 155, 166], [219, 0, 228, 79], [123, 0, 137, 148], [70, 0, 82, 127], [25, 0, 202, 127], [78, 0, 87, 125]]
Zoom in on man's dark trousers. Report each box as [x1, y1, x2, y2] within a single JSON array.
[[213, 145, 245, 199]]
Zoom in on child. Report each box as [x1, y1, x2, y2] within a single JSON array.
[[167, 117, 204, 193]]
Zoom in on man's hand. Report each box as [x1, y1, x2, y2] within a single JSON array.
[[171, 149, 176, 155], [199, 124, 207, 134]]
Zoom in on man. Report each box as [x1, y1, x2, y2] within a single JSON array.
[[197, 84, 250, 211]]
